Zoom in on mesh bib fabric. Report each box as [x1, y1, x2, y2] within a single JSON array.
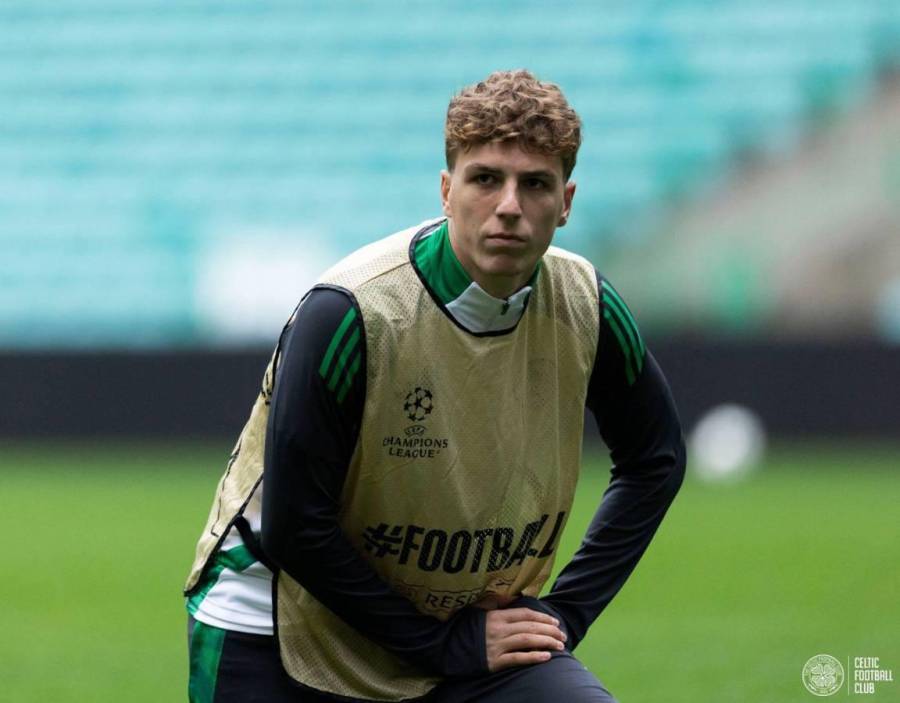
[[277, 220, 600, 700]]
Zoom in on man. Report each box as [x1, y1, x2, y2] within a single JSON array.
[[184, 69, 686, 703]]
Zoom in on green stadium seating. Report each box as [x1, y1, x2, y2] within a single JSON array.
[[0, 0, 897, 345]]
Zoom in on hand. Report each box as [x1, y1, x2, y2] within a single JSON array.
[[477, 597, 567, 672]]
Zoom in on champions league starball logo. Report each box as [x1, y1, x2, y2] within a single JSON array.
[[802, 654, 844, 696], [404, 387, 433, 422], [382, 387, 447, 458]]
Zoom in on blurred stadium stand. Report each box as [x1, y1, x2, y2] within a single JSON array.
[[608, 75, 900, 339], [1, 1, 899, 438]]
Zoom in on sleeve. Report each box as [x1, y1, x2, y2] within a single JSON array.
[[539, 273, 687, 649], [260, 286, 487, 677]]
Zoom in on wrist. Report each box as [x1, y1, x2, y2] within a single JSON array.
[[437, 606, 488, 677]]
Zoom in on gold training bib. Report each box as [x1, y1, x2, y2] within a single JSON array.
[[277, 220, 600, 699], [187, 219, 600, 701]]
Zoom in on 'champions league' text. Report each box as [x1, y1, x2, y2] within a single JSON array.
[[383, 435, 449, 459]]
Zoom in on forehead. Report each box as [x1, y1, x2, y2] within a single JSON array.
[[455, 141, 565, 178]]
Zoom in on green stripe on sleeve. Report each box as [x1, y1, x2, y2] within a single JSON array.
[[603, 292, 644, 373], [336, 351, 362, 404], [188, 622, 226, 703], [318, 307, 358, 379], [326, 327, 360, 392], [603, 284, 645, 358], [604, 310, 637, 386]]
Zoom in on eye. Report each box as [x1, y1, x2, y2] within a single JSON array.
[[473, 173, 497, 186], [523, 177, 547, 190]]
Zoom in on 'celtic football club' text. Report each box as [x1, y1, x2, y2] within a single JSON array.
[[362, 511, 567, 574]]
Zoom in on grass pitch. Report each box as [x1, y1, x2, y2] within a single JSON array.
[[1, 441, 897, 701]]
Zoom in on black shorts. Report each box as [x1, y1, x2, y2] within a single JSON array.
[[188, 616, 617, 703]]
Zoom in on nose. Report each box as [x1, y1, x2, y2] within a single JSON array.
[[495, 181, 522, 218]]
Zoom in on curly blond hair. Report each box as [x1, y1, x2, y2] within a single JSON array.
[[445, 69, 582, 180]]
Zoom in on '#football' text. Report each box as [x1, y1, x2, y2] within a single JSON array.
[[361, 512, 567, 574]]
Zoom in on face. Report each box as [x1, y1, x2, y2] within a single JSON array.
[[440, 141, 576, 299]]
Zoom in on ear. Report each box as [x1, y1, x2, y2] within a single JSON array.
[[558, 181, 576, 227], [440, 170, 452, 218]]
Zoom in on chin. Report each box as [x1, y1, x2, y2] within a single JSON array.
[[480, 256, 527, 275], [481, 262, 535, 285]]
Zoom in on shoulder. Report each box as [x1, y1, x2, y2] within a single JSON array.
[[593, 274, 646, 387], [277, 287, 366, 405], [280, 287, 362, 365], [317, 218, 444, 292], [544, 244, 596, 277], [539, 245, 601, 309], [530, 246, 602, 354]]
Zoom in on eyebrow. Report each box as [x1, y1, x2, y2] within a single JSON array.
[[463, 163, 558, 181]]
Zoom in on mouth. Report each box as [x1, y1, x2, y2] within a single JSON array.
[[486, 233, 528, 245]]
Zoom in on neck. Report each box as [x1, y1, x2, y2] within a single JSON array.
[[447, 226, 533, 300], [469, 272, 529, 300]]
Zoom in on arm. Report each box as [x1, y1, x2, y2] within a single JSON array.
[[540, 274, 687, 649], [260, 286, 486, 676]]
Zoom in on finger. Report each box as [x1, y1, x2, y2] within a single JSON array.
[[487, 613, 566, 642], [492, 607, 559, 626], [497, 632, 566, 653], [498, 620, 566, 643], [489, 650, 552, 672]]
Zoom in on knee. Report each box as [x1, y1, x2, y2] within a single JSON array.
[[537, 652, 617, 703]]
